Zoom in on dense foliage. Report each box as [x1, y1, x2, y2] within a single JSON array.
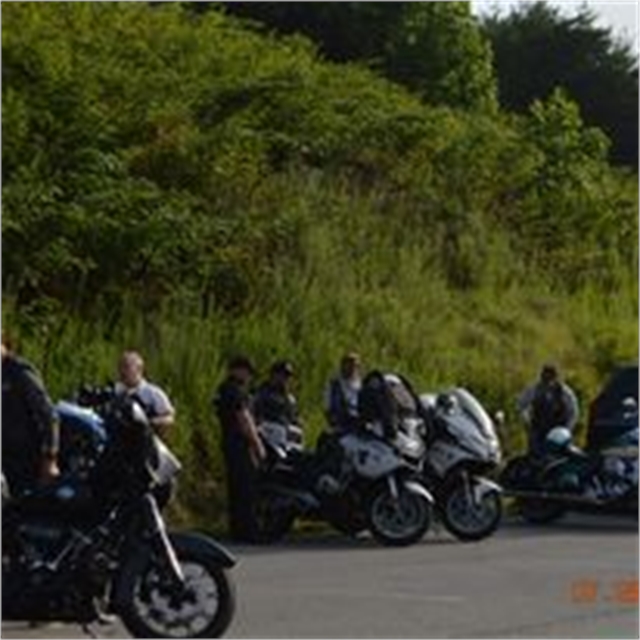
[[482, 1, 639, 166], [221, 2, 498, 111], [2, 3, 637, 528]]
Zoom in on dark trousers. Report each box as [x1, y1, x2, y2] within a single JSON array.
[[2, 450, 39, 496], [528, 427, 549, 458], [223, 439, 259, 542]]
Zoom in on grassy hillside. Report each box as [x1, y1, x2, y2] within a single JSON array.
[[2, 3, 637, 528]]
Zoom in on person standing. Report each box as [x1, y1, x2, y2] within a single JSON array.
[[324, 353, 362, 432], [115, 350, 175, 438], [517, 364, 579, 456], [253, 360, 299, 426], [1, 335, 60, 494], [213, 355, 266, 543]]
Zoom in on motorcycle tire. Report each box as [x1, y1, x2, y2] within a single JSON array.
[[440, 480, 502, 542], [328, 517, 367, 538], [367, 482, 431, 547], [253, 489, 296, 543], [117, 543, 236, 638], [499, 456, 537, 491], [517, 497, 565, 524]]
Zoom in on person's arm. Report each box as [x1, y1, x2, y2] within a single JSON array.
[[252, 388, 266, 424], [563, 385, 580, 431], [18, 363, 60, 481], [517, 385, 535, 423], [324, 379, 342, 427], [289, 394, 300, 426], [237, 407, 266, 465], [147, 385, 176, 437]]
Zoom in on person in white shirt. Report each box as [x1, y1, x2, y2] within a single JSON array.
[[115, 350, 175, 438], [324, 353, 362, 432]]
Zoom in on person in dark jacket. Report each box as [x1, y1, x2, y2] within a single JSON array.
[[518, 364, 579, 456], [253, 360, 299, 426], [213, 355, 266, 543], [324, 353, 362, 432], [2, 336, 60, 494]]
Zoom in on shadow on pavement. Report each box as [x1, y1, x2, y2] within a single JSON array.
[[217, 514, 637, 556], [222, 529, 459, 555], [502, 513, 638, 536]]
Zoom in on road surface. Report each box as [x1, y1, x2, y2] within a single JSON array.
[[3, 515, 638, 638]]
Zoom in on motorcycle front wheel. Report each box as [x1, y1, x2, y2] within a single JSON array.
[[367, 482, 431, 547], [440, 480, 502, 542], [117, 545, 236, 638]]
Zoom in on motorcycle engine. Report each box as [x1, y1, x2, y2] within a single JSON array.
[[315, 474, 341, 495], [17, 522, 70, 568]]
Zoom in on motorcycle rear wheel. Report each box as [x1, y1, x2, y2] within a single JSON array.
[[253, 489, 296, 543]]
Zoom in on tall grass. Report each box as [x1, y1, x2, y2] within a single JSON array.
[[4, 182, 637, 529]]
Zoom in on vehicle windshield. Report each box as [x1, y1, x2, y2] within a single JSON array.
[[448, 388, 497, 441]]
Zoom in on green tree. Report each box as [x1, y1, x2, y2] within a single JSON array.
[[482, 1, 639, 165], [219, 2, 404, 64], [383, 2, 497, 111], [221, 1, 497, 111]]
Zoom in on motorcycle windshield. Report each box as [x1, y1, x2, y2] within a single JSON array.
[[449, 388, 498, 442], [151, 435, 182, 485], [55, 400, 107, 442]]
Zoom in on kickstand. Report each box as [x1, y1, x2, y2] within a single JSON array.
[[431, 512, 444, 538], [81, 623, 100, 639]]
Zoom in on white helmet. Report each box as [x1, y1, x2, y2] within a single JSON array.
[[545, 426, 572, 451]]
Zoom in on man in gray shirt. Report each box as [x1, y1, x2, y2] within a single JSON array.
[[518, 364, 579, 456]]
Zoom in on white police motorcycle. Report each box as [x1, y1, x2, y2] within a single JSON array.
[[255, 376, 435, 547], [384, 377, 503, 541], [418, 389, 503, 541]]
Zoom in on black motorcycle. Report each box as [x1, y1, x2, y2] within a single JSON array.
[[500, 426, 638, 524], [3, 396, 237, 638]]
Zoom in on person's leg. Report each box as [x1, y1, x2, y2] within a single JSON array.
[[234, 447, 259, 541], [2, 452, 38, 496], [528, 428, 546, 459], [224, 445, 258, 542]]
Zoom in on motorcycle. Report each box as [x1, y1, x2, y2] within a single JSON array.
[[500, 425, 638, 524], [2, 395, 237, 638], [255, 394, 434, 547], [383, 377, 503, 542], [57, 399, 108, 481], [58, 383, 175, 508]]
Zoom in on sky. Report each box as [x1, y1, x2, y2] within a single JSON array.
[[471, 0, 639, 51]]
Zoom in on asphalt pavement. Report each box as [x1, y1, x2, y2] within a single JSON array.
[[2, 514, 638, 639]]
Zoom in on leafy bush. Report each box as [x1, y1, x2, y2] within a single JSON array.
[[2, 3, 636, 527]]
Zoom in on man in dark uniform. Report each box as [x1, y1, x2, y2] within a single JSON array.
[[253, 360, 299, 426], [2, 336, 60, 494], [213, 356, 266, 542]]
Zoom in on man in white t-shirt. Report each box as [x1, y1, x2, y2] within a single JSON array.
[[324, 352, 362, 432], [115, 351, 175, 438]]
